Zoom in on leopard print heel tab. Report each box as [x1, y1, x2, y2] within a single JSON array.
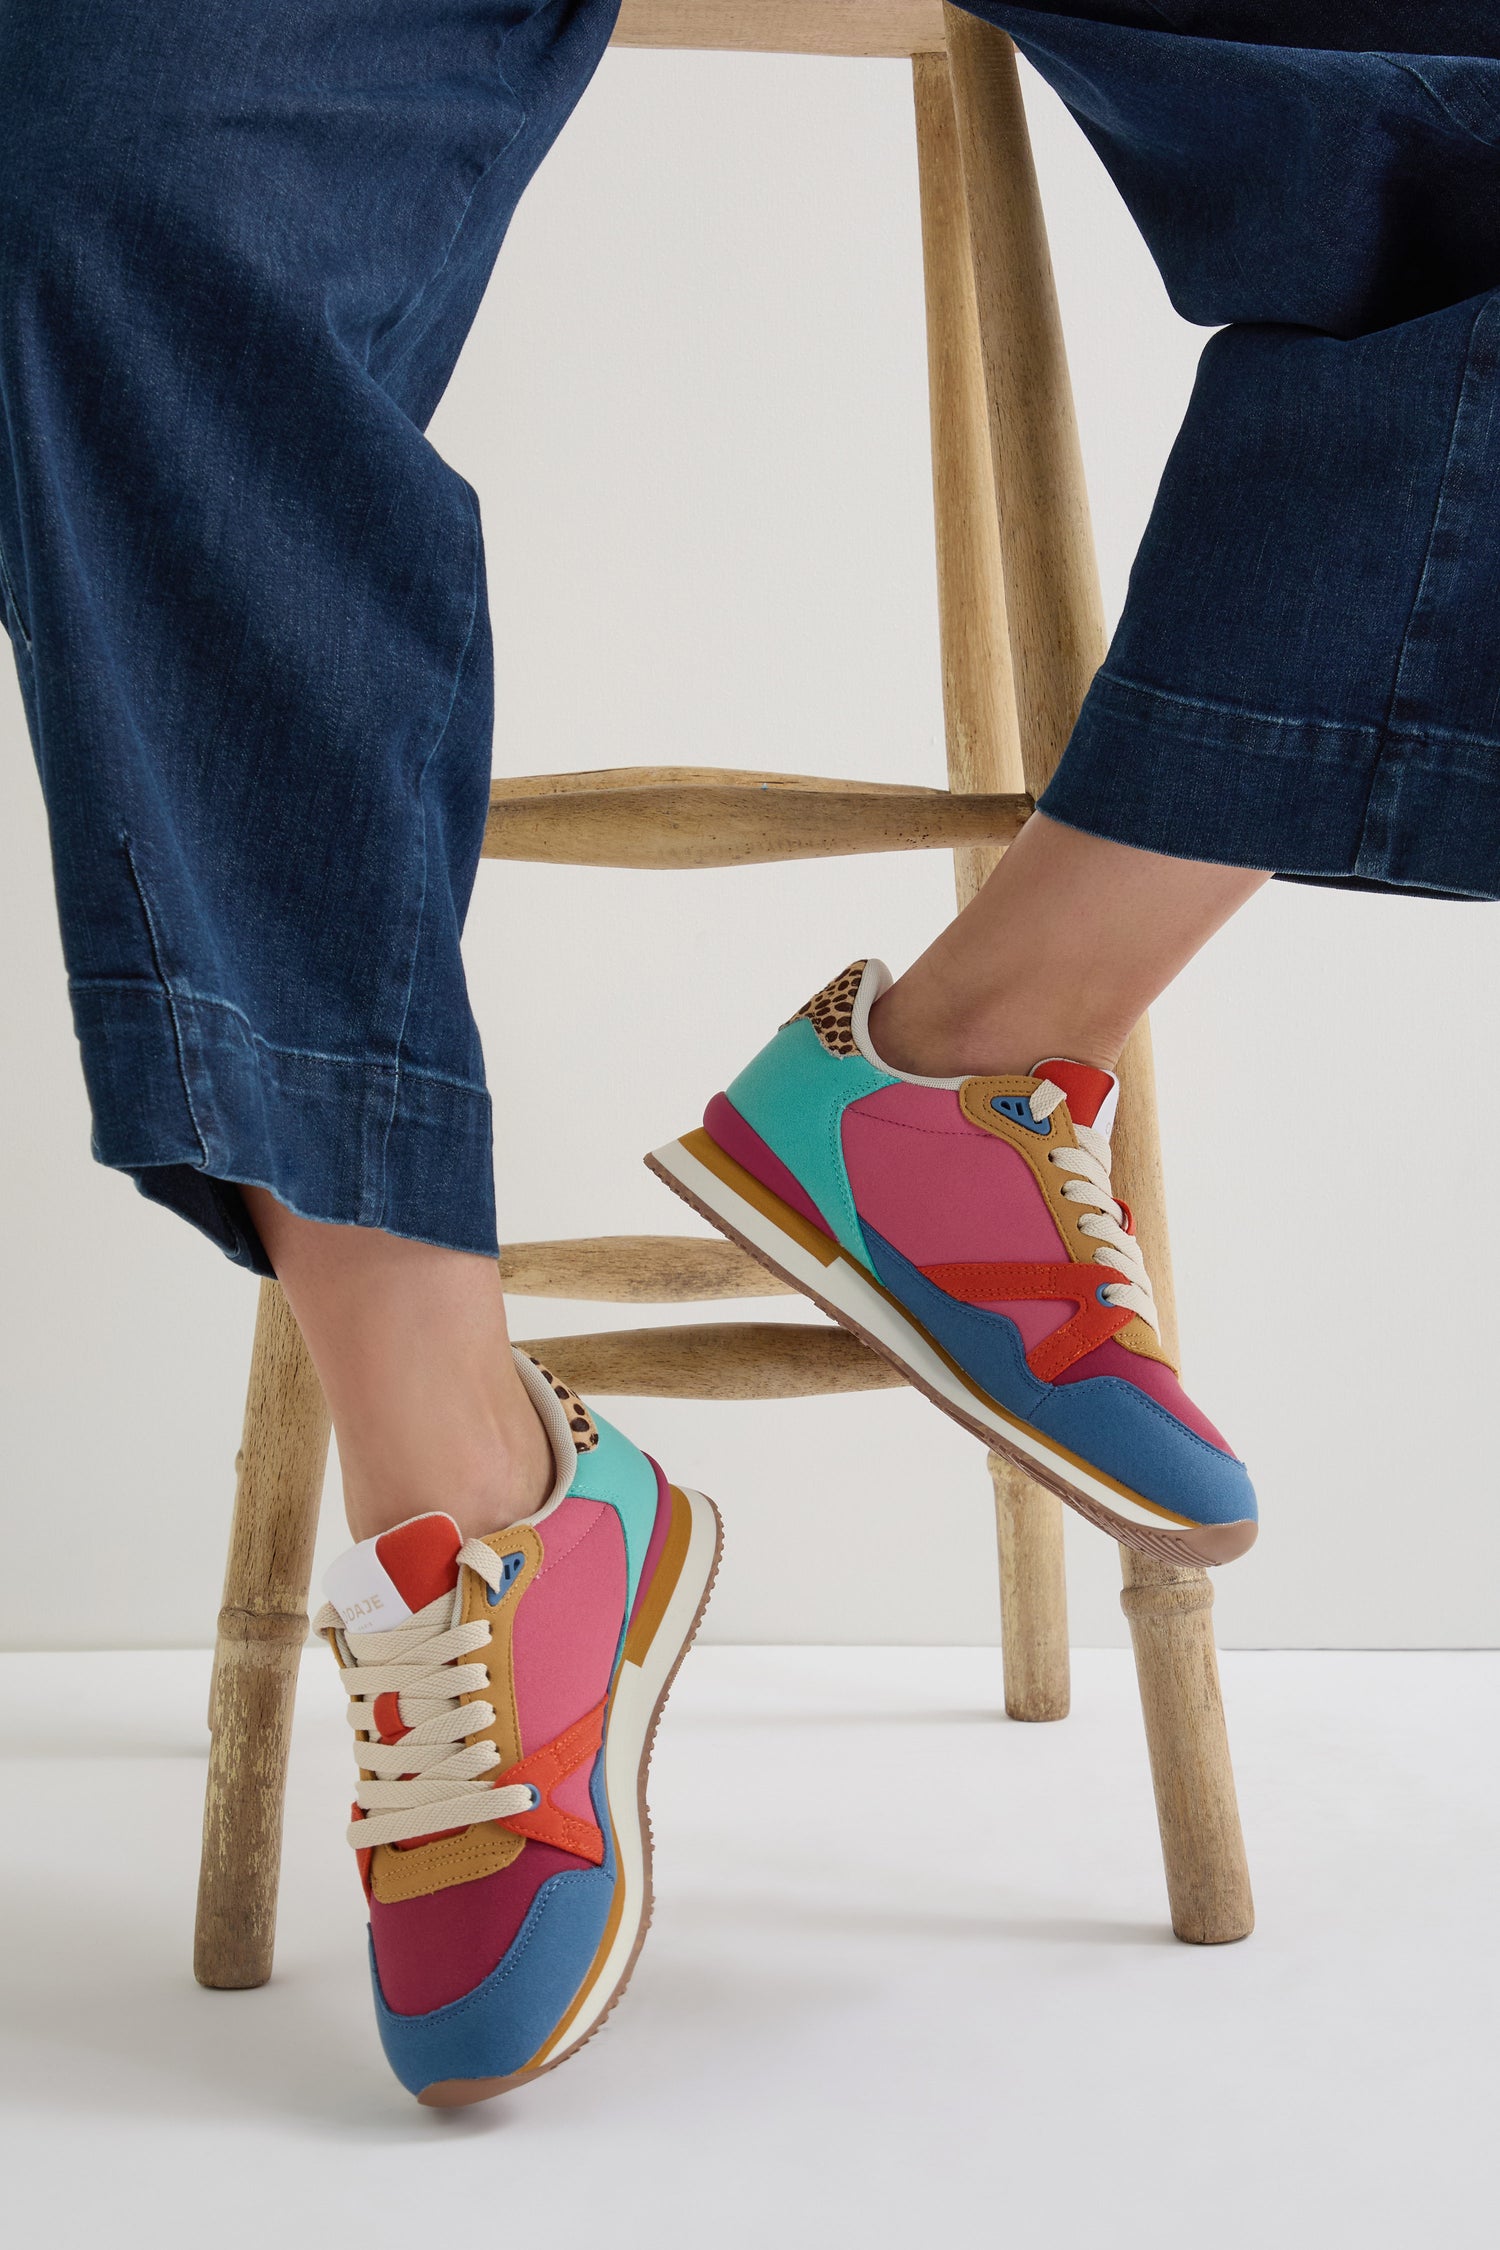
[[523, 1357, 600, 1453], [784, 961, 868, 1058]]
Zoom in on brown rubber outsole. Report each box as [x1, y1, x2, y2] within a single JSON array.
[[646, 1149, 1254, 1571], [417, 1493, 724, 2109]]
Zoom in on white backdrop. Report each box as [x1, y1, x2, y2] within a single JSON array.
[[3, 50, 1498, 1652]]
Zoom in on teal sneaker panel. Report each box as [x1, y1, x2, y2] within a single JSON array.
[[565, 1409, 660, 1613], [725, 1016, 897, 1262]]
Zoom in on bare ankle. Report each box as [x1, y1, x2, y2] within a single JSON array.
[[239, 1194, 562, 1547], [868, 982, 1124, 1082], [867, 810, 1269, 1082], [342, 1403, 555, 1544]]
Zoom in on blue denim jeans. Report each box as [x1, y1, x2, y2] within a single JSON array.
[[1, 3, 1497, 1270]]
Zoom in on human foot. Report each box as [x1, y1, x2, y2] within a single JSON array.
[[317, 1350, 722, 2104], [647, 960, 1254, 1566]]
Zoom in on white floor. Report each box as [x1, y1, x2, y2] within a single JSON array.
[[2, 1646, 1495, 2249]]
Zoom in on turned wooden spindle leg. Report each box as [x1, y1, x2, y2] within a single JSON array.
[[195, 1280, 331, 1991], [915, 45, 1071, 1720], [944, 3, 1253, 1924], [1119, 1552, 1254, 1943], [991, 1453, 1070, 1721]]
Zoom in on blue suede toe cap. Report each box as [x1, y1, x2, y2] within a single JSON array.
[[1031, 1374, 1256, 1528], [863, 1228, 1254, 1530], [370, 1865, 614, 2096]]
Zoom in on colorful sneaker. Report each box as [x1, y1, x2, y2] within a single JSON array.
[[648, 959, 1254, 1565], [316, 1351, 721, 2106]]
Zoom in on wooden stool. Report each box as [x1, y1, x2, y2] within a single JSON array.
[[195, 0, 1254, 1992]]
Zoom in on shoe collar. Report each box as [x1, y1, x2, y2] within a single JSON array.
[[847, 958, 1119, 1136], [319, 1349, 591, 1636]]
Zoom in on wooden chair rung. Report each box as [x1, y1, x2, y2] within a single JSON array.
[[612, 1, 946, 59], [503, 1234, 796, 1302], [485, 766, 1031, 869], [197, 13, 1254, 1997], [517, 1320, 904, 1398]]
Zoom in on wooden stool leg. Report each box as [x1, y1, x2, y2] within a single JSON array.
[[195, 1280, 331, 1990], [943, 5, 1254, 1925], [1120, 1551, 1254, 1943], [914, 45, 1071, 1721], [991, 1453, 1070, 1720]]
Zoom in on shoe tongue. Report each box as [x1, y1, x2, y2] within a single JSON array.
[[1032, 1058, 1119, 1137], [321, 1511, 463, 1635]]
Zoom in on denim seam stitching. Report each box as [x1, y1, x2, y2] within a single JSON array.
[[119, 837, 209, 1166], [1097, 671, 1383, 742], [1352, 293, 1490, 877], [0, 532, 29, 651], [0, 358, 32, 650], [373, 480, 485, 1227], [1098, 670, 1500, 761], [1383, 57, 1500, 150], [66, 978, 490, 1096], [370, 87, 529, 389]]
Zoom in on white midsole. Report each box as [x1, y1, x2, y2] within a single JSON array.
[[651, 1136, 1187, 1539], [534, 1484, 719, 2062]]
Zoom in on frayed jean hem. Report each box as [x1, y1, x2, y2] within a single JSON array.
[[71, 979, 497, 1275]]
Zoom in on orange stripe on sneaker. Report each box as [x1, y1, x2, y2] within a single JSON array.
[[494, 1701, 607, 1865], [623, 1484, 692, 1668], [920, 1259, 1134, 1381]]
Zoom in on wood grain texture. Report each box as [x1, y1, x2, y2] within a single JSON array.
[[611, 0, 946, 55], [913, 50, 1023, 915], [516, 1321, 904, 1397], [493, 764, 937, 798], [990, 1453, 1070, 1721], [195, 1283, 331, 1991], [944, 25, 1250, 1940], [1108, 1015, 1180, 1363], [1119, 1550, 1256, 1944], [919, 46, 1070, 1712], [934, 17, 1169, 1321], [485, 769, 1030, 868], [944, 8, 1107, 793], [502, 1234, 796, 1302]]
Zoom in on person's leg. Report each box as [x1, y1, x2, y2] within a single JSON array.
[[240, 1190, 553, 1539], [872, 2, 1500, 1074], [871, 815, 1269, 1080], [0, 0, 623, 1548], [652, 1, 1500, 1566], [1, 0, 728, 2108], [967, 0, 1500, 898]]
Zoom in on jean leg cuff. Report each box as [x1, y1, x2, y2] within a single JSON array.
[[70, 980, 497, 1273], [1040, 670, 1500, 901]]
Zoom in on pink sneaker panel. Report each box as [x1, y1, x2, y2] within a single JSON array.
[[1052, 1338, 1234, 1455], [512, 1498, 626, 1824], [628, 1458, 675, 1632], [370, 1840, 586, 2015], [841, 1086, 1066, 1266], [703, 1093, 835, 1238], [970, 1295, 1075, 1352]]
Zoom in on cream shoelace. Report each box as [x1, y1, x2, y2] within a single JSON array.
[[1031, 1077, 1160, 1334], [315, 1538, 536, 1851]]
